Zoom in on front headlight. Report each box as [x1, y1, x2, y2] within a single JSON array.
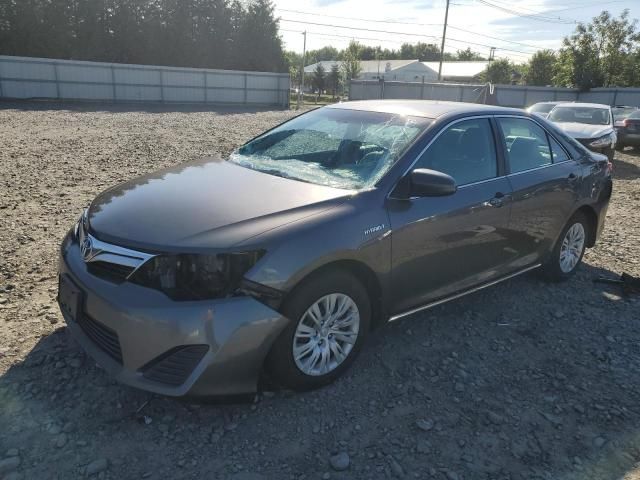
[[130, 251, 264, 301], [590, 133, 614, 148]]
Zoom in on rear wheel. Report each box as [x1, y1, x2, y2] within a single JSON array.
[[266, 270, 371, 391], [541, 212, 588, 281]]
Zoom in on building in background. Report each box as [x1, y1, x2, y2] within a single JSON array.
[[304, 60, 489, 85]]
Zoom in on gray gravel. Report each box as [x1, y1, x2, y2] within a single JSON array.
[[1, 101, 640, 480]]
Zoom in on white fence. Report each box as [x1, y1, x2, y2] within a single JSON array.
[[349, 79, 640, 108], [0, 55, 290, 108]]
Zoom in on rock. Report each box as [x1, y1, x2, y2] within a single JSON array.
[[47, 423, 62, 435], [540, 412, 563, 426], [62, 422, 75, 433], [593, 437, 606, 448], [487, 411, 504, 425], [329, 452, 350, 471], [54, 433, 68, 448], [85, 458, 109, 476], [454, 382, 465, 392], [5, 449, 19, 457], [444, 470, 460, 480], [388, 456, 404, 477], [0, 457, 21, 474], [416, 440, 431, 454], [416, 419, 434, 432], [553, 311, 564, 319]]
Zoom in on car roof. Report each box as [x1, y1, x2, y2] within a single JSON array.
[[553, 102, 611, 109], [327, 100, 524, 119], [531, 101, 565, 105]]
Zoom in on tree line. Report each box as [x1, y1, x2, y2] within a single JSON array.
[[481, 10, 640, 88], [0, 0, 287, 72], [1, 3, 638, 89]]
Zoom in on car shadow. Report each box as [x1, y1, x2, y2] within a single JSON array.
[[614, 150, 640, 180], [1, 262, 639, 479], [0, 99, 291, 115]]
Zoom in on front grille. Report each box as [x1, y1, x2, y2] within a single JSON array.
[[87, 261, 135, 283], [141, 345, 209, 386], [77, 312, 123, 364]]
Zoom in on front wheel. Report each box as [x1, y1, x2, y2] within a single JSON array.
[[266, 270, 371, 391], [541, 212, 588, 281]]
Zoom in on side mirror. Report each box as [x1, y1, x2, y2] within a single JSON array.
[[409, 168, 457, 197]]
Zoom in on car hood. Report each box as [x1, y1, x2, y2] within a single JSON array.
[[88, 157, 352, 251], [553, 122, 612, 139]]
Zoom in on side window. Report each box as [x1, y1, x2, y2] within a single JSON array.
[[548, 135, 570, 163], [497, 117, 552, 173], [415, 118, 497, 186]]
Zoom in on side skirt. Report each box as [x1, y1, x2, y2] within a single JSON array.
[[389, 263, 541, 322]]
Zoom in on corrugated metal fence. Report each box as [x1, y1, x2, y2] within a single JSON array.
[[0, 55, 290, 108], [349, 79, 640, 108]]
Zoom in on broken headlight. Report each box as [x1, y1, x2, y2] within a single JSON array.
[[131, 251, 264, 301]]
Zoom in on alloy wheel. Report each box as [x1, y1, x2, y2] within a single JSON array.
[[292, 293, 360, 376], [559, 222, 585, 273]]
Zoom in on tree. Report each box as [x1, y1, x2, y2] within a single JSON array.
[[328, 64, 340, 99], [555, 9, 640, 89], [526, 49, 557, 86], [340, 41, 362, 88], [312, 63, 326, 99], [455, 47, 485, 61], [481, 58, 514, 84], [0, 0, 288, 73]]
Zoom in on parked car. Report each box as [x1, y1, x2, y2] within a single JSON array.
[[58, 100, 613, 396], [615, 109, 640, 150], [526, 101, 567, 118], [547, 103, 617, 161], [612, 105, 637, 124]]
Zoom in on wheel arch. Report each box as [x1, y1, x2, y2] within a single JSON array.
[[284, 259, 386, 330], [575, 204, 598, 248]]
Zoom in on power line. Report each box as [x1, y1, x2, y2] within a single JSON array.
[[280, 28, 484, 56], [473, 0, 577, 24], [279, 18, 534, 56], [276, 7, 542, 51]]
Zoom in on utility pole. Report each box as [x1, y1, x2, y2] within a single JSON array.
[[297, 31, 307, 110], [489, 47, 496, 63], [437, 0, 450, 82]]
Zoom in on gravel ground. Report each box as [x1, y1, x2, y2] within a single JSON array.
[[1, 102, 639, 480]]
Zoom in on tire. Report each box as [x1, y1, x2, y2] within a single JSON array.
[[540, 212, 589, 282], [266, 270, 371, 391], [615, 143, 625, 152]]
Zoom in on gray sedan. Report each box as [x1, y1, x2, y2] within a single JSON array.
[[58, 100, 612, 396]]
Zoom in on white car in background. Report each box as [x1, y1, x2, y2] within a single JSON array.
[[547, 103, 616, 161], [526, 101, 567, 118]]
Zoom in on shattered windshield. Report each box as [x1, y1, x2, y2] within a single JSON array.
[[230, 108, 430, 190]]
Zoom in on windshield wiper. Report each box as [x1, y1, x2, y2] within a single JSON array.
[[255, 168, 313, 184]]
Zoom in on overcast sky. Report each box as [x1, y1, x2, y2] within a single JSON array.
[[276, 0, 639, 63]]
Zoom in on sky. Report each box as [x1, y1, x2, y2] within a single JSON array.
[[275, 0, 639, 63]]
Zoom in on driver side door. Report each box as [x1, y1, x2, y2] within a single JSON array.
[[387, 117, 516, 315]]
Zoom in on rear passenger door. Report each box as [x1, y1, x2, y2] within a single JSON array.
[[496, 116, 580, 266]]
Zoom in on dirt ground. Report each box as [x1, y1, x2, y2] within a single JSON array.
[[1, 102, 639, 480]]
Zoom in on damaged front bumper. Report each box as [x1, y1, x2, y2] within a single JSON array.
[[57, 232, 289, 397]]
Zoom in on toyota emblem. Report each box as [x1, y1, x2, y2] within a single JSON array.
[[80, 236, 93, 261]]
